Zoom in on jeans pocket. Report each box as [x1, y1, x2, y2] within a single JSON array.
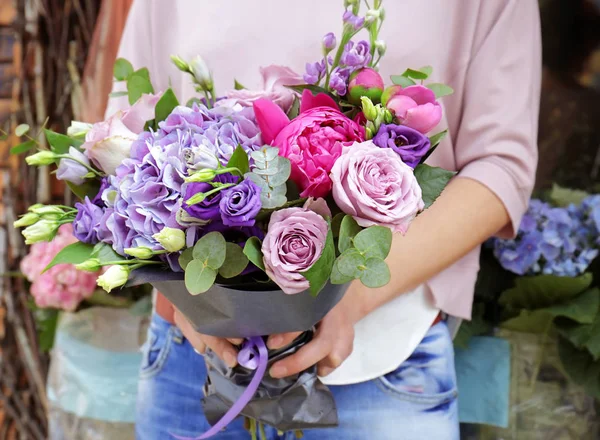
[[377, 323, 458, 407], [139, 324, 172, 379]]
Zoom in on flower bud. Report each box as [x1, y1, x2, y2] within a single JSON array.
[[67, 121, 93, 139], [186, 168, 218, 183], [170, 55, 190, 72], [124, 247, 155, 260], [153, 227, 186, 252], [13, 212, 40, 228], [348, 68, 385, 105], [384, 109, 394, 124], [375, 40, 387, 56], [360, 97, 378, 121], [366, 9, 381, 22], [97, 265, 130, 292], [30, 205, 65, 216], [185, 192, 207, 206], [322, 32, 337, 53], [189, 56, 214, 91], [75, 258, 103, 272], [365, 126, 374, 140], [22, 219, 59, 244], [26, 151, 57, 166], [28, 203, 44, 212]]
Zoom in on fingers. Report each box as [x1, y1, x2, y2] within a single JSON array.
[[267, 331, 303, 350], [269, 333, 333, 378], [318, 334, 354, 377], [173, 309, 238, 368]]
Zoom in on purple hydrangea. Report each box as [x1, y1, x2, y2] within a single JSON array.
[[73, 196, 104, 244]]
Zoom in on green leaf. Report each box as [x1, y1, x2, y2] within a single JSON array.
[[336, 249, 365, 278], [414, 164, 456, 209], [550, 184, 588, 208], [127, 69, 155, 105], [35, 308, 59, 352], [353, 226, 392, 260], [243, 237, 265, 271], [339, 215, 362, 253], [154, 88, 179, 124], [109, 91, 128, 98], [91, 242, 123, 264], [330, 259, 355, 284], [546, 288, 600, 324], [44, 129, 83, 155], [331, 212, 345, 239], [401, 68, 429, 80], [113, 58, 134, 81], [390, 75, 417, 88], [359, 257, 391, 288], [178, 248, 194, 271], [499, 273, 593, 310], [419, 130, 448, 165], [302, 227, 336, 296], [44, 242, 95, 272], [67, 179, 101, 200], [287, 95, 300, 119], [418, 66, 433, 77], [219, 243, 249, 278], [426, 83, 454, 99], [234, 79, 246, 90], [15, 123, 30, 137], [227, 145, 250, 175], [501, 309, 555, 333], [185, 260, 217, 295], [192, 231, 227, 269], [558, 337, 600, 399], [10, 140, 37, 155]]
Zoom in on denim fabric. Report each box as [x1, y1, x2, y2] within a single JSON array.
[[136, 314, 459, 440]]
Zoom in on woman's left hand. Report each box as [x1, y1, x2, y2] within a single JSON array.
[[267, 288, 363, 378]]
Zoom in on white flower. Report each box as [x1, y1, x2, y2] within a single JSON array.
[[153, 227, 186, 252], [189, 56, 213, 90], [67, 121, 93, 139], [97, 265, 130, 292]]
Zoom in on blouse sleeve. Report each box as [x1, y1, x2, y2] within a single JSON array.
[[454, 0, 541, 238]]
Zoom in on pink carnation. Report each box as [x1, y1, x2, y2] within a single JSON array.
[[20, 224, 98, 311], [330, 141, 424, 234]]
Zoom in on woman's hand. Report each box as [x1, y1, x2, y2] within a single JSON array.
[[173, 308, 242, 368], [267, 286, 364, 378]]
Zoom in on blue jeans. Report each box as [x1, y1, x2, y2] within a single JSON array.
[[136, 314, 459, 440]]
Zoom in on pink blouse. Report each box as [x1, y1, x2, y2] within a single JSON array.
[[108, 0, 541, 320]]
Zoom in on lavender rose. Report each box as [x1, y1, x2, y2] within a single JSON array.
[[219, 178, 262, 227], [183, 173, 238, 222], [262, 207, 328, 294], [372, 124, 431, 168], [73, 196, 104, 244], [330, 141, 424, 234]]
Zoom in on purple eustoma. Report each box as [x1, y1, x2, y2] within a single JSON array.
[[219, 179, 262, 227], [372, 124, 431, 168], [183, 173, 238, 222]]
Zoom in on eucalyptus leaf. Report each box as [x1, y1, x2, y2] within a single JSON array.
[[154, 88, 179, 124], [359, 257, 391, 288], [302, 228, 335, 296], [15, 124, 30, 137], [268, 158, 291, 187], [253, 167, 278, 176], [227, 145, 250, 175], [336, 249, 365, 278], [219, 243, 249, 278], [243, 237, 265, 271], [330, 259, 354, 285], [390, 75, 417, 87], [10, 140, 37, 155], [113, 58, 134, 81], [178, 248, 194, 270], [338, 215, 362, 253], [353, 226, 393, 260], [44, 242, 95, 273], [192, 231, 227, 269], [426, 83, 454, 99], [261, 193, 287, 209], [414, 164, 456, 209], [185, 260, 217, 295]]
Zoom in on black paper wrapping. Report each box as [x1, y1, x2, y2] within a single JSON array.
[[128, 268, 347, 432]]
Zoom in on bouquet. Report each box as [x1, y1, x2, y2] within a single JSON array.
[[13, 0, 457, 436]]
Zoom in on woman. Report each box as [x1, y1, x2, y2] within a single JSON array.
[[108, 1, 541, 438]]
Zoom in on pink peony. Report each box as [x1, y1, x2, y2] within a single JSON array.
[[225, 65, 304, 112], [253, 91, 364, 198], [262, 206, 329, 294], [20, 224, 98, 311], [330, 141, 424, 234], [382, 85, 442, 134], [82, 93, 160, 175]]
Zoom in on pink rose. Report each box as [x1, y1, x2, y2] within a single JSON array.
[[225, 65, 304, 112], [253, 91, 364, 198], [330, 141, 424, 234], [262, 207, 329, 294], [382, 85, 442, 134], [82, 93, 160, 174]]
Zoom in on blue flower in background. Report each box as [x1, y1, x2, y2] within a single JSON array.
[[494, 230, 542, 275]]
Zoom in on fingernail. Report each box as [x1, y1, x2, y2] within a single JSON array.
[[268, 335, 284, 349], [270, 365, 287, 378], [224, 351, 237, 368]]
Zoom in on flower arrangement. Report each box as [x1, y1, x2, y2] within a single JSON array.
[[12, 0, 456, 435]]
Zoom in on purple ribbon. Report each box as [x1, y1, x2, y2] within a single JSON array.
[[172, 336, 268, 439]]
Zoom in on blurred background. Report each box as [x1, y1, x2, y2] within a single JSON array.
[[0, 0, 599, 439]]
